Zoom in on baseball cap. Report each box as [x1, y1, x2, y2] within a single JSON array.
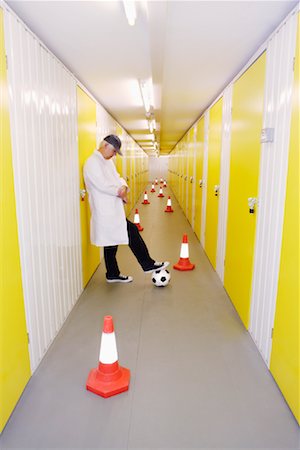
[[104, 135, 122, 155]]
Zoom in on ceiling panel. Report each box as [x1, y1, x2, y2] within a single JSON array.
[[5, 0, 298, 154]]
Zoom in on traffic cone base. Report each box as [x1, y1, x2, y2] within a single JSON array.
[[173, 258, 195, 271], [86, 362, 130, 398], [165, 206, 174, 212], [136, 223, 144, 231]]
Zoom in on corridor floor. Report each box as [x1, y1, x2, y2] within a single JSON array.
[[1, 186, 299, 450]]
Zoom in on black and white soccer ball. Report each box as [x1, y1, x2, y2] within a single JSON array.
[[152, 269, 171, 287]]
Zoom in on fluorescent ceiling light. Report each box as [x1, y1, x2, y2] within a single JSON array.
[[139, 79, 154, 114], [123, 1, 136, 26], [148, 118, 156, 133]]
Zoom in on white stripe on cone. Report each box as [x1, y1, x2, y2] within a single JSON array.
[[180, 243, 189, 259], [144, 193, 148, 200], [134, 213, 140, 223], [99, 332, 118, 364], [167, 198, 172, 206]]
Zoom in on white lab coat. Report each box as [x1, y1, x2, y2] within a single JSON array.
[[83, 150, 129, 246]]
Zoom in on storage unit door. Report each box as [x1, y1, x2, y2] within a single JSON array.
[[0, 8, 31, 432], [205, 97, 223, 269], [270, 13, 300, 425], [194, 117, 205, 240], [224, 53, 266, 328], [187, 127, 195, 225], [77, 86, 99, 287], [182, 138, 188, 214]]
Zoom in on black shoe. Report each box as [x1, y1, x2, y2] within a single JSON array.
[[144, 261, 170, 273], [106, 274, 133, 283]]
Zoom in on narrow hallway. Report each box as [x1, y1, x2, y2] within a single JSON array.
[[1, 187, 298, 449]]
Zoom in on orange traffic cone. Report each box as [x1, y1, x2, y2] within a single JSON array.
[[150, 183, 156, 193], [86, 316, 130, 398], [142, 191, 150, 204], [163, 180, 167, 187], [160, 178, 163, 184], [155, 178, 158, 185], [158, 187, 164, 198], [134, 209, 144, 231], [173, 234, 195, 271], [164, 196, 174, 212]]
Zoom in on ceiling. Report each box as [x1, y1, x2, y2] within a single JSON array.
[[5, 0, 298, 155]]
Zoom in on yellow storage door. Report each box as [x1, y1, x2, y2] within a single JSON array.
[[194, 117, 205, 240], [205, 97, 223, 268], [126, 146, 132, 215], [182, 137, 188, 214], [187, 127, 195, 225], [115, 124, 123, 176], [131, 154, 136, 204], [179, 145, 183, 206], [0, 8, 31, 432], [77, 87, 99, 287], [270, 13, 300, 425], [224, 53, 266, 328]]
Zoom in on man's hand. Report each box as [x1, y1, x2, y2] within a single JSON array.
[[117, 185, 128, 203]]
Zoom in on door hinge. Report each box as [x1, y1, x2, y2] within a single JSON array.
[[271, 328, 274, 339], [293, 57, 296, 71], [27, 332, 30, 344], [5, 55, 8, 70]]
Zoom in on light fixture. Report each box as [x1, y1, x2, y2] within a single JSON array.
[[139, 79, 154, 114], [148, 118, 156, 133], [123, 1, 136, 26]]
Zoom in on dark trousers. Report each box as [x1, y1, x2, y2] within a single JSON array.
[[104, 219, 155, 278]]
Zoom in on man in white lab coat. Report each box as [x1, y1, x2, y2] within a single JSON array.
[[83, 135, 169, 283]]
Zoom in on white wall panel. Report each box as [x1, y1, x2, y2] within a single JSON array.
[[4, 10, 82, 372], [249, 12, 298, 366], [200, 112, 209, 247], [96, 103, 116, 146], [149, 155, 169, 181], [216, 85, 233, 282]]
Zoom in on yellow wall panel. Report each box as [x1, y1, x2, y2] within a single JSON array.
[[205, 98, 223, 268], [270, 13, 300, 424], [187, 127, 195, 225], [0, 8, 31, 432], [224, 53, 266, 328], [194, 118, 205, 240], [77, 87, 99, 287]]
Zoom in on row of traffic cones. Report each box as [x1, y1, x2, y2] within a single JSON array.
[[134, 196, 174, 230], [87, 179, 195, 400], [86, 238, 195, 398], [141, 185, 168, 202], [154, 178, 167, 186]]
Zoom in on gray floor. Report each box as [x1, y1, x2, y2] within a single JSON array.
[[1, 187, 299, 450]]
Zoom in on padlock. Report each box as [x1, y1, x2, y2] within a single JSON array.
[[80, 189, 86, 201], [248, 197, 257, 214]]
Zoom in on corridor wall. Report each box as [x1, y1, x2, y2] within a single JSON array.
[[0, 7, 31, 432], [0, 3, 148, 432], [168, 7, 299, 423]]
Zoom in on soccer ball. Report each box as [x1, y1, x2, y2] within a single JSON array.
[[151, 269, 171, 287]]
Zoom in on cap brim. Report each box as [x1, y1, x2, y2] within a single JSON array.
[[116, 148, 123, 156]]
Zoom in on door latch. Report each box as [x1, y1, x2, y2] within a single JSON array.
[[248, 197, 258, 214]]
